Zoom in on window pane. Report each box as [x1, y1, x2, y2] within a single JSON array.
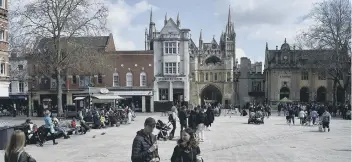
[[172, 48, 176, 53]]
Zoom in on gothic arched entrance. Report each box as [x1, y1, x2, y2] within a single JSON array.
[[336, 86, 345, 103], [200, 84, 222, 106], [316, 86, 327, 102], [300, 87, 309, 102], [280, 87, 290, 100]]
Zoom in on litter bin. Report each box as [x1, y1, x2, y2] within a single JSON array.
[[0, 126, 14, 150]]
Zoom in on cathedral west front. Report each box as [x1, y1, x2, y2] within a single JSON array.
[[189, 8, 236, 106]]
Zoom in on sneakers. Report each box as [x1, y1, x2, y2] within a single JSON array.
[[53, 142, 58, 145]]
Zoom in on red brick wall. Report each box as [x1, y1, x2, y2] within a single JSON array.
[[105, 51, 154, 87]]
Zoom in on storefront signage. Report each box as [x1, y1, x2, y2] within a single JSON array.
[[113, 91, 153, 96], [157, 77, 183, 81]]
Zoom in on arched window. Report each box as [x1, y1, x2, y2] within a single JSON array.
[[140, 72, 147, 87], [126, 72, 133, 87], [113, 73, 119, 87]]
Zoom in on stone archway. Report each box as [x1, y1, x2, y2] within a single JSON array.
[[336, 86, 345, 103], [200, 84, 222, 106], [316, 86, 327, 102], [300, 87, 309, 103], [280, 87, 290, 100]]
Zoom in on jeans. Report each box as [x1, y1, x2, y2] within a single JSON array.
[[170, 122, 176, 139], [196, 123, 205, 140], [290, 116, 295, 125], [41, 128, 56, 144]]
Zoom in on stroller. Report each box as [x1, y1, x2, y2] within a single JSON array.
[[156, 120, 171, 141]]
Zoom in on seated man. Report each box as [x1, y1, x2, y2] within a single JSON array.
[[53, 117, 70, 139]]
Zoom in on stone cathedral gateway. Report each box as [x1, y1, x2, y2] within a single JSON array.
[[145, 7, 236, 108]]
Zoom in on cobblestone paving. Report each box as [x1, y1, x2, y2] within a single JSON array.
[[0, 114, 351, 162]]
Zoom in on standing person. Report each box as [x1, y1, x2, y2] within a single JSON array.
[[299, 109, 305, 125], [40, 110, 58, 146], [4, 130, 37, 162], [322, 109, 331, 132], [205, 107, 214, 131], [188, 108, 198, 132], [288, 107, 295, 125], [195, 108, 206, 142], [169, 107, 177, 139], [131, 117, 160, 162], [311, 109, 318, 125], [178, 107, 188, 137], [171, 128, 203, 162]]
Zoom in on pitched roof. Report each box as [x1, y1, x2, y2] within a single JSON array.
[[36, 36, 110, 49]]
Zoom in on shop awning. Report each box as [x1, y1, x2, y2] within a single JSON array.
[[74, 97, 86, 100], [92, 95, 124, 100]]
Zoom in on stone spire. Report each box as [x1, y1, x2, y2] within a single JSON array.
[[164, 13, 168, 25], [199, 29, 203, 50], [149, 7, 153, 23], [266, 42, 268, 50], [176, 12, 180, 27]]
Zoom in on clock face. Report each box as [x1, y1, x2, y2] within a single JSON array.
[[284, 56, 288, 59]]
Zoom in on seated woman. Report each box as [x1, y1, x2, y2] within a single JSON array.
[[171, 128, 203, 162], [52, 117, 70, 139], [92, 112, 102, 129]]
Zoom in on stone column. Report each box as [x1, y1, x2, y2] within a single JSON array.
[[153, 81, 159, 101], [66, 92, 72, 104], [142, 96, 146, 112], [184, 80, 190, 102], [169, 81, 173, 101], [150, 96, 154, 112]]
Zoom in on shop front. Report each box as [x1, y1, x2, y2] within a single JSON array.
[[112, 90, 153, 112]]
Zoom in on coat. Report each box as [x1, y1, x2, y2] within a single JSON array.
[[131, 129, 160, 162], [171, 144, 201, 162], [206, 108, 215, 124], [4, 150, 36, 162]]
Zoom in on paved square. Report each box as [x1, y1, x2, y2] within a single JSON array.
[[0, 114, 351, 162]]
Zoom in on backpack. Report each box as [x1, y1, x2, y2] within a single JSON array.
[[322, 114, 330, 122]]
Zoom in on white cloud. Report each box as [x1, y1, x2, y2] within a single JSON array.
[[236, 48, 247, 61], [105, 0, 157, 50]]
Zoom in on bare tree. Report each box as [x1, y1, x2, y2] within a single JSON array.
[[295, 0, 351, 104], [11, 0, 109, 116]]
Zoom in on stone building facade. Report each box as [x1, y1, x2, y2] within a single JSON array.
[[0, 0, 9, 98], [189, 8, 236, 106], [9, 53, 29, 107], [237, 57, 264, 106], [264, 39, 348, 105], [146, 11, 191, 111], [146, 8, 237, 109]]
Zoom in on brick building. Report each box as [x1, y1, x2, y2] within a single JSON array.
[[29, 35, 155, 112], [0, 0, 9, 99]]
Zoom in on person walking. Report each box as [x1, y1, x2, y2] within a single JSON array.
[[188, 108, 198, 132], [322, 109, 331, 132], [40, 110, 58, 146], [311, 109, 318, 125], [4, 130, 37, 162], [195, 108, 206, 142], [131, 117, 160, 162], [171, 128, 203, 162], [169, 107, 177, 139], [178, 107, 188, 137], [205, 107, 214, 131]]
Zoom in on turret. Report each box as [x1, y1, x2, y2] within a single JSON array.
[[164, 13, 167, 25], [199, 29, 203, 51], [176, 12, 180, 28]]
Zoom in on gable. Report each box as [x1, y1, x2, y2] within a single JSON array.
[[160, 18, 181, 35]]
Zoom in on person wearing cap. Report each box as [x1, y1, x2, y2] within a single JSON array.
[[131, 117, 160, 162]]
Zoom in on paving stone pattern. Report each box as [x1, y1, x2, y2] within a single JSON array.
[[0, 114, 351, 162]]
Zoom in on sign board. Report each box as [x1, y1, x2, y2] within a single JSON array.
[[114, 91, 153, 96], [157, 77, 184, 81]]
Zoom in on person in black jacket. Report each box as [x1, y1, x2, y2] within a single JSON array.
[[131, 117, 160, 162], [205, 107, 214, 131], [171, 128, 203, 162], [178, 107, 188, 137], [195, 108, 206, 142], [188, 108, 198, 132]]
